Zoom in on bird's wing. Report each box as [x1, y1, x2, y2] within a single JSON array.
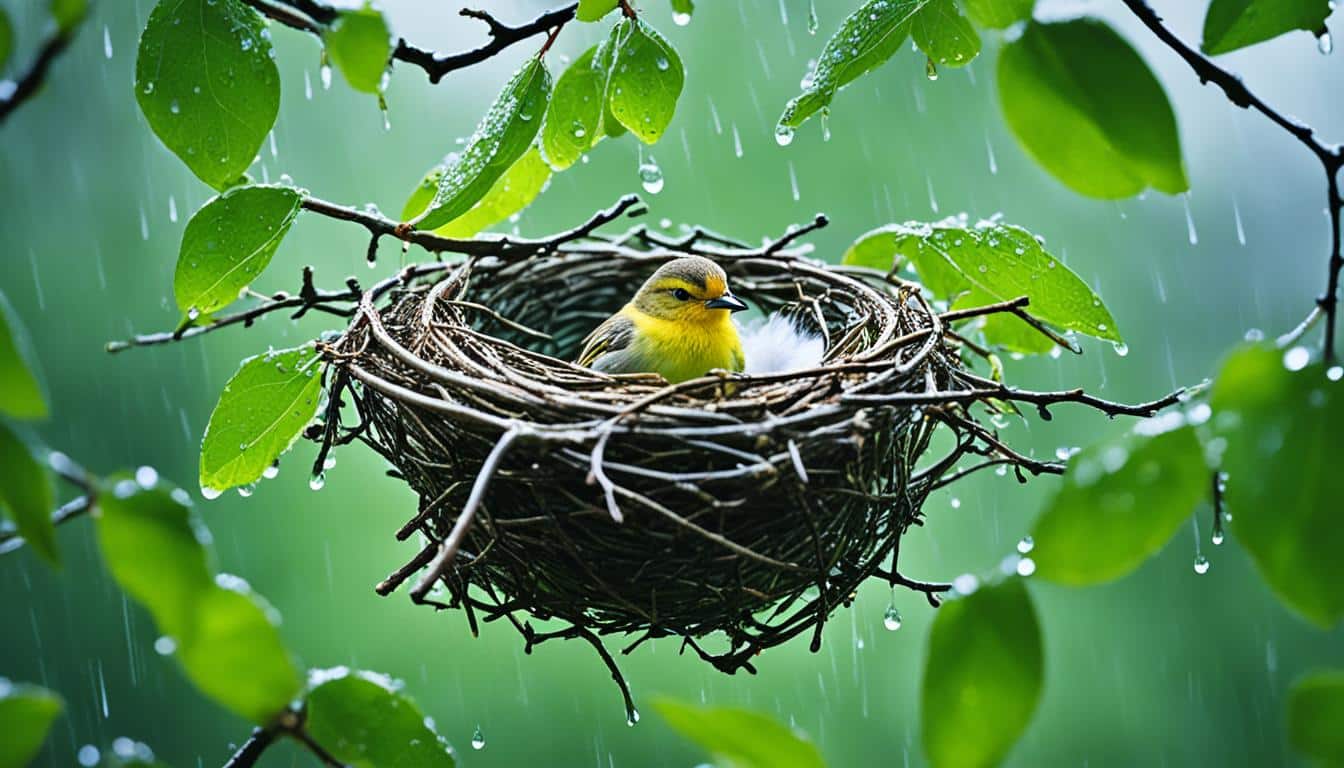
[[576, 311, 638, 369]]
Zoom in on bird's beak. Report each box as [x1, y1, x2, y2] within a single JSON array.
[[705, 293, 748, 312]]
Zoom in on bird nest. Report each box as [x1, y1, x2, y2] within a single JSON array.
[[310, 214, 1174, 716]]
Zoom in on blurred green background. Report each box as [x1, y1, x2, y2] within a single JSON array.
[[2, 0, 1342, 765]]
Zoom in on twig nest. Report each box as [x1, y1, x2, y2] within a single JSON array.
[[322, 233, 961, 673]]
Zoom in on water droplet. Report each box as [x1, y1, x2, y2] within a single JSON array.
[[309, 473, 326, 491], [1211, 529, 1225, 546], [638, 157, 664, 194], [952, 573, 979, 594], [471, 726, 486, 750], [77, 745, 100, 767], [263, 463, 280, 479], [237, 483, 256, 498], [169, 99, 181, 114], [732, 123, 743, 158], [1112, 341, 1129, 357], [1318, 29, 1333, 54], [1193, 554, 1210, 574], [672, 10, 691, 25], [1244, 327, 1264, 342], [201, 486, 223, 500], [807, 0, 819, 34], [1016, 557, 1036, 577], [882, 604, 902, 631], [626, 708, 641, 726], [153, 636, 176, 655], [1182, 192, 1198, 245], [135, 466, 158, 489], [304, 69, 313, 100], [1017, 536, 1034, 554], [1283, 345, 1311, 371], [949, 496, 961, 508], [774, 123, 795, 146], [321, 63, 333, 90], [103, 25, 114, 59], [925, 57, 938, 80], [1328, 365, 1343, 381]]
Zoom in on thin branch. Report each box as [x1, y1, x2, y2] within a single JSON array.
[[221, 727, 278, 768], [1120, 0, 1344, 361], [0, 19, 82, 124], [243, 0, 578, 84], [0, 496, 93, 554]]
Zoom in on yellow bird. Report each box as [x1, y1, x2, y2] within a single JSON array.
[[577, 256, 748, 383]]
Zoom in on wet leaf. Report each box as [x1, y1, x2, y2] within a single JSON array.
[[0, 423, 56, 565], [577, 0, 620, 22], [593, 27, 629, 139], [0, 10, 11, 71], [176, 576, 302, 724], [853, 218, 1122, 342], [911, 0, 981, 67], [542, 45, 604, 170], [962, 0, 1034, 28], [1212, 345, 1344, 628], [0, 683, 62, 768], [921, 578, 1042, 768], [654, 698, 826, 768], [435, 148, 551, 238], [951, 288, 1054, 355], [1287, 670, 1344, 763], [998, 19, 1187, 199], [413, 58, 551, 230], [1032, 424, 1207, 585], [174, 185, 304, 319], [134, 0, 280, 190], [0, 291, 48, 420], [305, 669, 456, 768], [324, 5, 391, 94], [779, 0, 930, 131], [1202, 0, 1331, 55], [97, 483, 300, 723], [605, 18, 684, 144], [96, 481, 214, 636], [200, 345, 324, 495], [49, 0, 88, 32]]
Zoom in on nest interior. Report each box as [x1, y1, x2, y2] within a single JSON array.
[[320, 230, 971, 694]]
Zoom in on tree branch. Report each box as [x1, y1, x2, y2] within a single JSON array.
[[242, 1, 578, 84], [1120, 0, 1344, 361], [0, 18, 83, 124]]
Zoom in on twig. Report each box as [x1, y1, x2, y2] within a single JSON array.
[[0, 16, 83, 124], [221, 727, 278, 768], [243, 0, 578, 84], [222, 712, 351, 768], [1120, 0, 1344, 361], [0, 496, 93, 554]]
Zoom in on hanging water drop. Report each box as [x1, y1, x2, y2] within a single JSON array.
[[672, 10, 691, 25], [820, 111, 831, 142], [882, 604, 902, 631], [925, 57, 938, 81], [1112, 341, 1129, 357], [309, 473, 326, 491], [1318, 28, 1333, 54], [1016, 557, 1036, 577], [1193, 554, 1210, 574], [626, 708, 641, 726], [1017, 536, 1034, 554], [1211, 529, 1224, 546], [638, 156, 664, 194], [201, 486, 223, 500], [807, 0, 819, 34], [774, 123, 795, 146], [263, 463, 280, 480], [471, 726, 486, 750], [321, 63, 333, 90]]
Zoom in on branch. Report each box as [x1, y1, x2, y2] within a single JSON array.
[[243, 1, 578, 84], [0, 19, 83, 124], [0, 455, 97, 555], [1120, 0, 1344, 361]]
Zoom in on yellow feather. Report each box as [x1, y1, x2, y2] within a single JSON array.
[[621, 304, 743, 384]]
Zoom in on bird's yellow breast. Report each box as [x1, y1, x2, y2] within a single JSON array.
[[620, 304, 744, 383]]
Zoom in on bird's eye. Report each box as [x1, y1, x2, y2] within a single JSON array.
[[673, 288, 692, 301]]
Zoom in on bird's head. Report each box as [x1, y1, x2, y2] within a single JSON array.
[[631, 256, 748, 324]]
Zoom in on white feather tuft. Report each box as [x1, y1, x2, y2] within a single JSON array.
[[739, 313, 826, 375]]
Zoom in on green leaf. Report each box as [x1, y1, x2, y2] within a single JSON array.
[[861, 218, 1122, 342], [0, 683, 62, 768], [434, 148, 551, 238], [1288, 670, 1344, 764], [577, 0, 620, 22], [997, 19, 1188, 199], [1211, 345, 1344, 628], [135, 0, 280, 190], [1031, 424, 1207, 585], [653, 698, 826, 768], [323, 5, 391, 94], [1203, 0, 1331, 55], [0, 291, 48, 420], [951, 288, 1054, 355], [0, 10, 12, 71], [413, 58, 551, 230], [174, 185, 304, 319], [49, 0, 88, 33], [97, 482, 300, 723], [605, 18, 684, 144], [779, 0, 929, 133], [962, 0, 1034, 28], [593, 27, 629, 139], [542, 45, 604, 170], [843, 224, 967, 298], [200, 345, 324, 495], [305, 669, 456, 768], [911, 0, 981, 67], [96, 481, 214, 636], [0, 423, 56, 565], [921, 578, 1042, 768], [177, 576, 302, 724]]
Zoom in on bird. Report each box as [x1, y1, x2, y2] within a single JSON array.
[[576, 256, 748, 383]]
